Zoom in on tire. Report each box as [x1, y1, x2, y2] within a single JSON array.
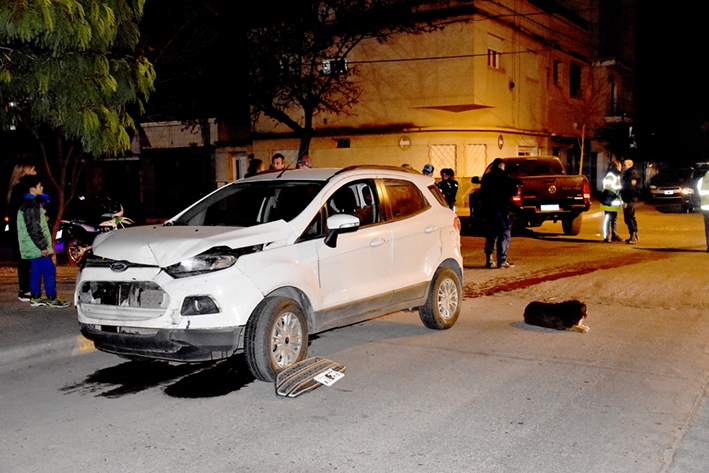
[[66, 237, 87, 265], [562, 213, 583, 236], [244, 297, 308, 382], [419, 268, 461, 330]]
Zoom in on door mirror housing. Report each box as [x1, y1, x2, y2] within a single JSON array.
[[324, 214, 360, 248]]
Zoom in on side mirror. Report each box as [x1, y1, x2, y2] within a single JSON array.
[[471, 176, 481, 184], [324, 214, 360, 248]]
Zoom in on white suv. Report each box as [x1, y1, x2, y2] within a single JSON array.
[[76, 166, 463, 381]]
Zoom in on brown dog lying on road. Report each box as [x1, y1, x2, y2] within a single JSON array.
[[523, 300, 589, 333]]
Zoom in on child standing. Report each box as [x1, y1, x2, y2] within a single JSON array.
[[437, 168, 459, 212], [16, 175, 70, 308]]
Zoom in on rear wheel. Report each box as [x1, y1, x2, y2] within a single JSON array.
[[562, 213, 583, 236], [419, 268, 461, 330], [244, 297, 308, 382]]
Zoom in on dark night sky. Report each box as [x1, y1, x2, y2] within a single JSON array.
[[635, 3, 709, 165]]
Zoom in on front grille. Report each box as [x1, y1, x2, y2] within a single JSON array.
[[82, 255, 158, 271], [78, 281, 170, 309]]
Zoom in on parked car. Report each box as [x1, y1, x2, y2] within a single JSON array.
[[75, 166, 463, 382], [469, 156, 591, 235], [681, 163, 709, 212], [646, 168, 694, 210]]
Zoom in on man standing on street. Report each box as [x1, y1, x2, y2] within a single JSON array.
[[699, 169, 709, 251], [480, 158, 518, 268], [621, 159, 641, 244]]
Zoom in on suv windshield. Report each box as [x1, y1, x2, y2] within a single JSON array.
[[171, 181, 325, 227]]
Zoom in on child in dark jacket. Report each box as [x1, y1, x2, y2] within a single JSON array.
[[436, 168, 459, 211], [16, 175, 70, 308]]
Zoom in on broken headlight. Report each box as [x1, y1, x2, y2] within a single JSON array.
[[165, 254, 237, 278]]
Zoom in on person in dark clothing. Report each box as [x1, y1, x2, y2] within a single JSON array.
[[437, 168, 459, 211], [6, 164, 37, 301], [621, 159, 641, 244], [480, 158, 518, 268]]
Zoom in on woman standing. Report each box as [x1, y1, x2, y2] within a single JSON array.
[[600, 160, 624, 242], [7, 164, 37, 300]]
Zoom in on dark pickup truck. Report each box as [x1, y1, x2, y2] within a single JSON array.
[[469, 156, 591, 235]]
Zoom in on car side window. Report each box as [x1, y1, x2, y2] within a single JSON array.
[[382, 179, 429, 221], [299, 179, 380, 241], [325, 179, 380, 227]]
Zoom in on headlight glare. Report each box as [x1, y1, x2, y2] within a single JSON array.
[[166, 254, 237, 278]]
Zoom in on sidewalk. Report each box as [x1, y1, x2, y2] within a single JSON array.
[[0, 264, 90, 366]]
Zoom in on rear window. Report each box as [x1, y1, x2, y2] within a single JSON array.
[[505, 158, 565, 177], [383, 179, 429, 220], [428, 185, 449, 207]]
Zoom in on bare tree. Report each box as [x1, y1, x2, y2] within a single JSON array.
[[247, 0, 443, 157]]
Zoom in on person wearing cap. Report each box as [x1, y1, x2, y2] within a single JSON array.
[[479, 158, 518, 268], [297, 155, 312, 169], [422, 164, 434, 176]]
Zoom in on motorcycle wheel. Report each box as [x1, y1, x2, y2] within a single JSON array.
[[66, 237, 88, 265]]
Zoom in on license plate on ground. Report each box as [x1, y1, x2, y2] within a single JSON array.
[[541, 204, 560, 211]]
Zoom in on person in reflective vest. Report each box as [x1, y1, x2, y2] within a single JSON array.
[[698, 169, 709, 251], [599, 160, 624, 242]]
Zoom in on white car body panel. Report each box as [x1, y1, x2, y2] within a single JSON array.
[[75, 166, 463, 364], [92, 220, 294, 267]]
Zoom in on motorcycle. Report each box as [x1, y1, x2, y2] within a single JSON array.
[[57, 197, 133, 265]]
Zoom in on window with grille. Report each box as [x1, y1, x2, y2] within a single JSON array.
[[429, 144, 457, 177], [465, 144, 488, 177]]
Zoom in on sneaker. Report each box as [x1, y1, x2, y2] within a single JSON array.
[[18, 292, 31, 302], [498, 262, 515, 269], [30, 295, 48, 307], [484, 260, 495, 269], [46, 296, 71, 309]]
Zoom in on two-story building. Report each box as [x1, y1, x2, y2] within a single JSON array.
[[124, 0, 634, 218]]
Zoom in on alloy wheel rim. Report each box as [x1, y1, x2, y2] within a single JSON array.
[[437, 279, 458, 320], [271, 311, 303, 368]]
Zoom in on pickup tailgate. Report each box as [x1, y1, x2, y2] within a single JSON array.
[[519, 175, 589, 210]]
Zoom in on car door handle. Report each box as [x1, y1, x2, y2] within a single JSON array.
[[370, 237, 386, 247], [424, 225, 436, 234]]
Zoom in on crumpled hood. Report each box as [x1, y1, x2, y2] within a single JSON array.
[[92, 220, 295, 267]]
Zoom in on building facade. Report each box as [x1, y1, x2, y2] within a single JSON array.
[[249, 0, 635, 206]]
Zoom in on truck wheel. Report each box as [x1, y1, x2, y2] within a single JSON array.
[[244, 297, 308, 382], [419, 268, 461, 330], [562, 214, 583, 235]]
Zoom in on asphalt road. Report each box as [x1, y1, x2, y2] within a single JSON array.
[[1, 202, 708, 472]]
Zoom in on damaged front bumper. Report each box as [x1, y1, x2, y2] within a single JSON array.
[[80, 323, 244, 362]]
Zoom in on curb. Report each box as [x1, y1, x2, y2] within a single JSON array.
[[0, 334, 95, 368]]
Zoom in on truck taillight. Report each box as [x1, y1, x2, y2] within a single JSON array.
[[583, 180, 591, 204], [512, 184, 522, 206], [454, 216, 461, 234]]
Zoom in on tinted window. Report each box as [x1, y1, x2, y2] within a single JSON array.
[[171, 181, 325, 227], [383, 179, 429, 220], [325, 179, 380, 227], [428, 185, 449, 207], [503, 158, 565, 177]]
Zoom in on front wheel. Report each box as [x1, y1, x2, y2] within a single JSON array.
[[244, 297, 309, 382], [419, 268, 461, 330]]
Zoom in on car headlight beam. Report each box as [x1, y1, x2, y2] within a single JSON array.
[[165, 254, 237, 278]]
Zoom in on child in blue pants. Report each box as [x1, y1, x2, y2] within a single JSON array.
[[16, 175, 70, 308]]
